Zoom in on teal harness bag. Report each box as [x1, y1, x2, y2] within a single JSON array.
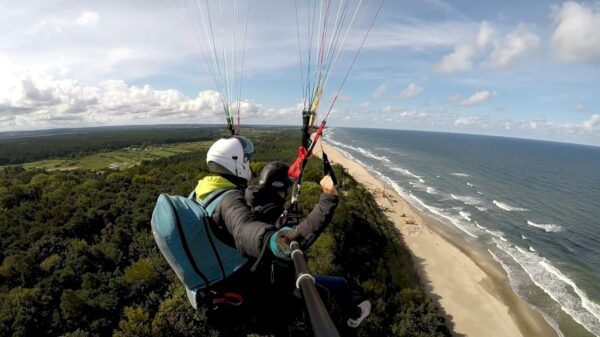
[[151, 189, 248, 307]]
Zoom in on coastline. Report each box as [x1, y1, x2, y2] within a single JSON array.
[[318, 142, 559, 337]]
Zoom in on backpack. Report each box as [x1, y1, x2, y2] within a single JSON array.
[[151, 189, 248, 309]]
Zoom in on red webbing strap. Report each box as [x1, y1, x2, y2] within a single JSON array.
[[212, 292, 243, 306], [289, 146, 308, 179], [288, 121, 326, 180]]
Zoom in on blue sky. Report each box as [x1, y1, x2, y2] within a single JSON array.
[[0, 0, 599, 145]]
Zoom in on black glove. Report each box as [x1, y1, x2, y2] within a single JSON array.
[[269, 227, 302, 259]]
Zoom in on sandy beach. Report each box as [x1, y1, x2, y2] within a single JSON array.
[[317, 143, 559, 337]]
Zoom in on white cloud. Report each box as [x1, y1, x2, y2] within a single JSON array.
[[396, 83, 423, 99], [434, 44, 476, 74], [435, 21, 539, 73], [485, 24, 540, 68], [576, 104, 587, 113], [582, 114, 600, 130], [76, 11, 100, 27], [454, 116, 485, 127], [334, 94, 352, 103], [370, 84, 387, 100], [476, 21, 495, 49], [457, 90, 494, 107], [0, 69, 276, 131], [434, 22, 493, 74], [551, 1, 600, 62], [362, 20, 477, 51]]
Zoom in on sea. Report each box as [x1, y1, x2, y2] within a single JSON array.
[[325, 127, 600, 337]]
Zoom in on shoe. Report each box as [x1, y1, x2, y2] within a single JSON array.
[[347, 300, 371, 328]]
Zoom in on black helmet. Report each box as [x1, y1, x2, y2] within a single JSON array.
[[259, 161, 292, 190]]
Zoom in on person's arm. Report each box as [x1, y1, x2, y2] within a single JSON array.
[[216, 190, 276, 258], [294, 176, 339, 240]]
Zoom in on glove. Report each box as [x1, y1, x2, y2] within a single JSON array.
[[269, 227, 302, 259]]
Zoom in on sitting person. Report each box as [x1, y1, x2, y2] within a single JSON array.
[[246, 160, 372, 328]]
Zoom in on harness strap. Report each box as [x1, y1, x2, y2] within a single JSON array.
[[250, 230, 276, 272], [212, 292, 244, 306]]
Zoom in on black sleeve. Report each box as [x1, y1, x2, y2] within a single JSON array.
[[294, 193, 339, 239], [214, 190, 276, 258]]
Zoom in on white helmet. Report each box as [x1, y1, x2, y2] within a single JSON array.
[[206, 136, 254, 182]]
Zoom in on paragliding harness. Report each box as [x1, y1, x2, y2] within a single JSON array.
[[151, 188, 248, 311]]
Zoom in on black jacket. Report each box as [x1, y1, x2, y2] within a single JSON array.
[[212, 189, 339, 258]]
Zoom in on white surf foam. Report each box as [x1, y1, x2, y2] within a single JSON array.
[[477, 191, 483, 195], [355, 146, 391, 163], [490, 246, 567, 337], [521, 234, 528, 240], [409, 193, 478, 238], [476, 206, 488, 212], [529, 246, 536, 252], [488, 249, 521, 289], [451, 172, 470, 177], [426, 187, 438, 195], [389, 166, 423, 180], [476, 223, 507, 241], [494, 239, 600, 336], [459, 211, 472, 222], [466, 182, 476, 187], [374, 171, 405, 197], [451, 194, 484, 206], [527, 221, 563, 233], [493, 200, 527, 212], [326, 136, 391, 165]]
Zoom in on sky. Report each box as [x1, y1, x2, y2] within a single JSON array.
[[0, 0, 599, 146]]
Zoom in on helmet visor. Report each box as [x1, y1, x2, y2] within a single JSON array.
[[233, 136, 254, 162]]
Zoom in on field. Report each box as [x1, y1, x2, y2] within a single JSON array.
[[19, 142, 211, 171]]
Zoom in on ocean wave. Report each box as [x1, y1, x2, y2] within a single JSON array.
[[426, 187, 439, 195], [476, 206, 488, 212], [409, 181, 436, 195], [527, 221, 563, 233], [466, 182, 476, 187], [477, 191, 483, 195], [493, 200, 527, 212], [488, 229, 507, 241], [459, 211, 472, 222], [451, 194, 484, 206], [389, 166, 423, 180], [409, 193, 478, 238], [356, 146, 391, 163], [451, 172, 470, 177], [529, 246, 536, 252], [494, 239, 600, 336], [488, 249, 521, 289], [477, 223, 506, 241], [521, 234, 528, 240], [489, 247, 566, 337], [326, 136, 391, 164], [374, 171, 405, 197]]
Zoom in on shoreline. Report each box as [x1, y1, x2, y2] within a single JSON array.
[[318, 142, 559, 337]]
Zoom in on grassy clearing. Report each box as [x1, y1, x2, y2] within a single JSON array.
[[19, 141, 211, 171]]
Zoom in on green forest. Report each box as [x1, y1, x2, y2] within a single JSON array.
[[0, 128, 450, 337]]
